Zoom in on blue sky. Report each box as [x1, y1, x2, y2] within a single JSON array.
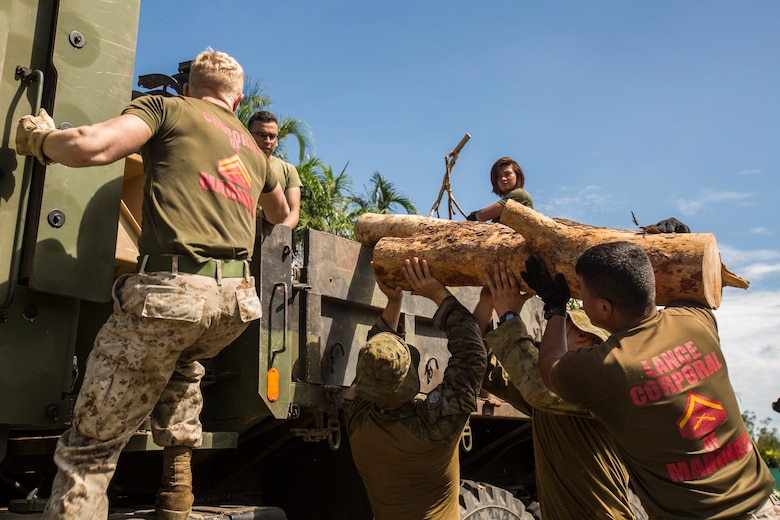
[[133, 1, 780, 428]]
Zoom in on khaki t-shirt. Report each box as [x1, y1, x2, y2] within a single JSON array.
[[553, 304, 775, 519], [124, 95, 277, 262]]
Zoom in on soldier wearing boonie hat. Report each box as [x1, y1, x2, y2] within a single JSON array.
[[567, 308, 608, 342], [346, 257, 487, 520], [354, 332, 421, 404]]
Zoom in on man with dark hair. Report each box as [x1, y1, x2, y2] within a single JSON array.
[[345, 258, 487, 520], [522, 241, 779, 519], [248, 110, 302, 228]]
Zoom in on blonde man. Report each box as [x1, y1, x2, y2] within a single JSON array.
[[17, 49, 288, 520]]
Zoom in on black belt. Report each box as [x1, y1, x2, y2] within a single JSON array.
[[137, 255, 248, 278]]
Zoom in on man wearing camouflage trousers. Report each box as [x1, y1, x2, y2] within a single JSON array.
[[15, 49, 288, 519], [345, 257, 487, 520]]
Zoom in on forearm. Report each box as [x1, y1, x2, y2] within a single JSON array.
[[258, 184, 290, 224], [379, 298, 402, 332], [42, 114, 150, 167], [474, 202, 503, 222], [538, 315, 568, 392], [434, 297, 487, 411], [281, 188, 301, 228]]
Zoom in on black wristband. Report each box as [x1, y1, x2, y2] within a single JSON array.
[[543, 305, 567, 320], [498, 310, 520, 325]]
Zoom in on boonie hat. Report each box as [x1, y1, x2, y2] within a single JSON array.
[[355, 332, 421, 403], [567, 309, 609, 342]]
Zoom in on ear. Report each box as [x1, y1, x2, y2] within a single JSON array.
[[590, 297, 613, 329], [231, 92, 243, 113]]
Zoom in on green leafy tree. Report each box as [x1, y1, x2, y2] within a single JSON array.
[[742, 410, 780, 468], [237, 77, 314, 162], [352, 171, 417, 215], [236, 78, 271, 125], [297, 158, 359, 244]]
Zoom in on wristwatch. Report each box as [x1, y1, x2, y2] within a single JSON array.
[[498, 311, 520, 326], [543, 306, 567, 320]]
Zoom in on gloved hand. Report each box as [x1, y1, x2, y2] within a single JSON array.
[[772, 398, 780, 414], [520, 256, 570, 318], [16, 108, 56, 165], [654, 217, 690, 233], [466, 211, 478, 221]]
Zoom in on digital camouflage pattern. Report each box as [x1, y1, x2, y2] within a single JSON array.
[[354, 332, 420, 404], [485, 317, 590, 417], [345, 296, 486, 520], [347, 295, 487, 443], [43, 271, 260, 519]]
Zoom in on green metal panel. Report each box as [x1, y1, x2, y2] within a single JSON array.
[[0, 285, 79, 427], [29, 0, 140, 302], [201, 223, 296, 431], [0, 0, 56, 309]]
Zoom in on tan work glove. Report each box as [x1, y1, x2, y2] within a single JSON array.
[[16, 108, 56, 165]]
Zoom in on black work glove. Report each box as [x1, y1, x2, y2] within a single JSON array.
[[655, 217, 690, 233], [466, 211, 478, 221], [520, 256, 570, 319], [773, 398, 780, 414]]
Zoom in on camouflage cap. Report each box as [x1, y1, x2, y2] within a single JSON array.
[[567, 309, 609, 342], [355, 332, 421, 403]]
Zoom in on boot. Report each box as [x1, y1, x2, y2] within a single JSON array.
[[155, 446, 194, 520]]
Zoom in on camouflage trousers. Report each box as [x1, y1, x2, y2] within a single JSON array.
[[43, 270, 261, 520]]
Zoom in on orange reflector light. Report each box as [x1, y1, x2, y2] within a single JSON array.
[[267, 368, 280, 402]]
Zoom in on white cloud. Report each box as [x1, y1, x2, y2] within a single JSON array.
[[674, 190, 752, 216], [750, 227, 775, 236], [738, 169, 762, 176], [537, 185, 611, 221], [719, 244, 780, 284], [714, 289, 780, 431]]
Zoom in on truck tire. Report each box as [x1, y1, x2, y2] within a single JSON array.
[[459, 480, 534, 520]]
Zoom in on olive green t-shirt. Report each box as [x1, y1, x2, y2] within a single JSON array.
[[269, 155, 302, 190], [552, 304, 775, 519], [499, 187, 533, 209], [485, 316, 635, 520], [123, 95, 277, 262]]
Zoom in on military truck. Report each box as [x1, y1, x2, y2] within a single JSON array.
[[1, 1, 537, 518]]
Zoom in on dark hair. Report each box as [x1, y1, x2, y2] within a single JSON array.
[[490, 157, 525, 196], [575, 241, 656, 320], [248, 110, 278, 126]]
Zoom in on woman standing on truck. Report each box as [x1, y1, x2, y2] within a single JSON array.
[[466, 156, 533, 222]]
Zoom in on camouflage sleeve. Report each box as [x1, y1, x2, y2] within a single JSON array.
[[485, 317, 591, 417], [409, 296, 487, 443], [481, 352, 533, 416]]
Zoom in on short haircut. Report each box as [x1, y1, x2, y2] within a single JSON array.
[[188, 49, 244, 100], [575, 241, 656, 320], [490, 157, 525, 196], [248, 111, 278, 127]]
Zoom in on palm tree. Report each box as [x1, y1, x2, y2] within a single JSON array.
[[236, 78, 271, 125], [236, 76, 314, 162], [297, 158, 359, 244], [352, 171, 417, 215]]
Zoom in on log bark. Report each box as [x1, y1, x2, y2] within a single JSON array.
[[357, 208, 749, 309]]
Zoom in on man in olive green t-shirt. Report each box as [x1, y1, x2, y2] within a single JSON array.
[[248, 110, 302, 229], [17, 50, 289, 520], [524, 242, 779, 519]]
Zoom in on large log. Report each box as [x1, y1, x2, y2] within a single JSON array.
[[370, 226, 528, 289], [354, 213, 492, 246], [357, 208, 748, 309]]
